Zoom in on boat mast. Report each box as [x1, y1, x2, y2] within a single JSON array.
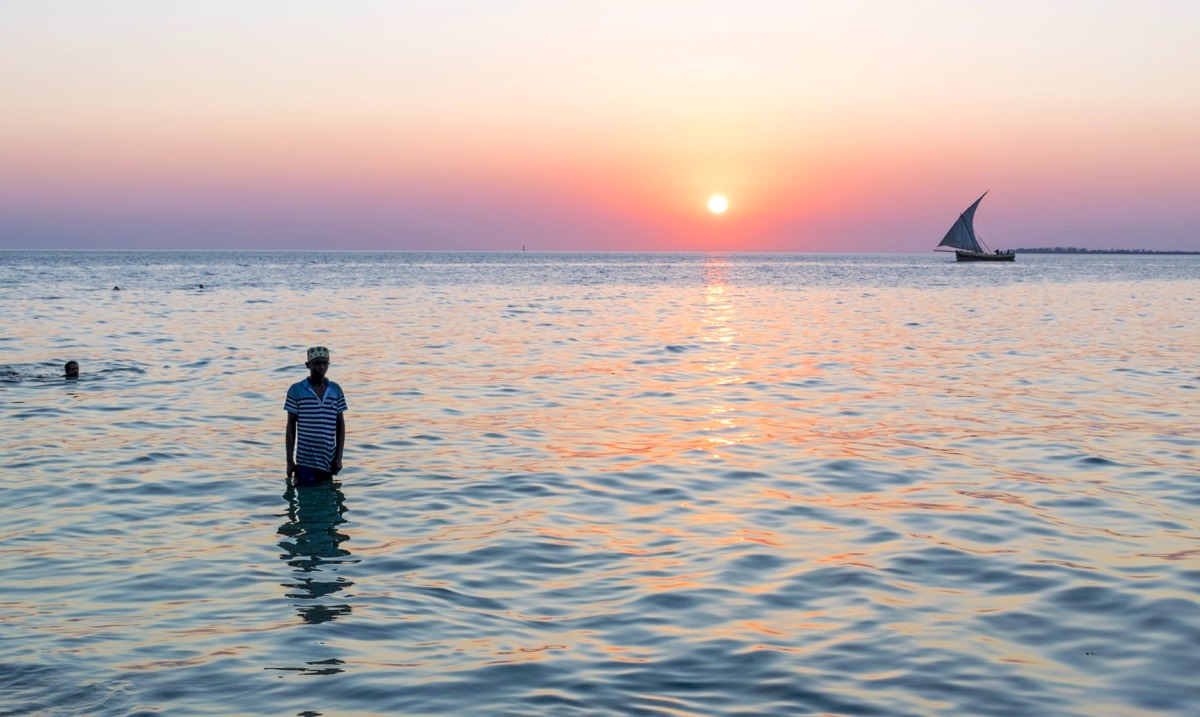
[[970, 192, 992, 253]]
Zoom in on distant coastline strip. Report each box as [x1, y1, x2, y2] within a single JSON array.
[[1013, 248, 1199, 255]]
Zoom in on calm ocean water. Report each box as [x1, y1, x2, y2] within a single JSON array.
[[2, 251, 1198, 717]]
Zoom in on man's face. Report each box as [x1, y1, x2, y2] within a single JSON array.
[[65, 362, 79, 378], [306, 357, 329, 378]]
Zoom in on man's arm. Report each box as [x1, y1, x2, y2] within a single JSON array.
[[286, 412, 297, 477], [332, 412, 345, 475]]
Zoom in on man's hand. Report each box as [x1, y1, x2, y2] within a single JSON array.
[[331, 457, 342, 475], [287, 459, 296, 478]]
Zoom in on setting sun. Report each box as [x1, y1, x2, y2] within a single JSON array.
[[708, 195, 729, 214]]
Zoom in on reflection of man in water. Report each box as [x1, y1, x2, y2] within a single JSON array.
[[64, 360, 79, 378], [278, 481, 354, 627], [285, 346, 347, 487]]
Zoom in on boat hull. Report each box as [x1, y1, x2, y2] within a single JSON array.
[[955, 250, 1014, 262]]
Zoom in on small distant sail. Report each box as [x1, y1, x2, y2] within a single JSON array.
[[937, 192, 988, 253]]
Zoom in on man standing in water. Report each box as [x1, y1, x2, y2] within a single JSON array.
[[285, 346, 347, 486]]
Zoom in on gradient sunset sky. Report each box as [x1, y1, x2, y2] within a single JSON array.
[[2, 1, 1197, 252]]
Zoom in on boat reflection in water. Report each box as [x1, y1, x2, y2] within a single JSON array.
[[277, 480, 356, 626]]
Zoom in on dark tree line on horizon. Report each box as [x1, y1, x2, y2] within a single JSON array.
[[1014, 247, 1199, 255]]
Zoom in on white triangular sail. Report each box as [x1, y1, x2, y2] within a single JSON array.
[[937, 192, 989, 253]]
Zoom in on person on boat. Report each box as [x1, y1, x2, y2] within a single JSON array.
[[285, 346, 348, 487], [64, 360, 79, 378]]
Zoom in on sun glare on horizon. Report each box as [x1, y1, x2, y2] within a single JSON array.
[[708, 195, 729, 214]]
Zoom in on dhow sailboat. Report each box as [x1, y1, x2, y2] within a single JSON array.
[[936, 192, 1014, 262]]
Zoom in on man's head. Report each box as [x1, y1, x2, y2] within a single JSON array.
[[64, 360, 79, 378], [305, 346, 330, 378]]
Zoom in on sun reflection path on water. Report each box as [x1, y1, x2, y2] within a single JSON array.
[[699, 258, 753, 456]]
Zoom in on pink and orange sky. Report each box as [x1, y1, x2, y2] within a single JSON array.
[[2, 1, 1197, 252]]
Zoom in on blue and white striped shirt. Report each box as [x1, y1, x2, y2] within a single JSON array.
[[285, 379, 347, 472]]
